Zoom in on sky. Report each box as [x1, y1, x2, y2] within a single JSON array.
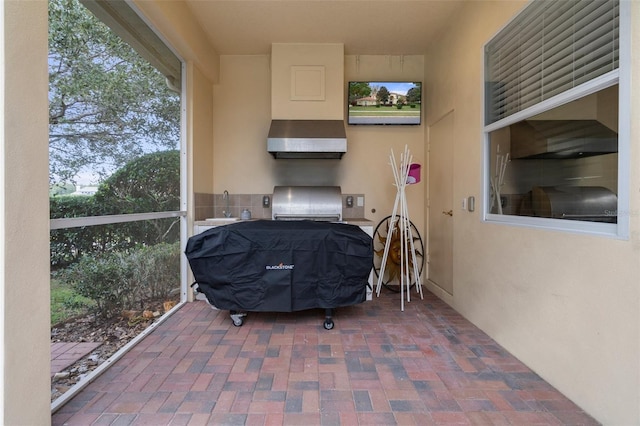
[[367, 82, 420, 95]]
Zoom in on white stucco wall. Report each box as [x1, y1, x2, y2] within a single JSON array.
[[211, 53, 426, 234], [1, 1, 51, 424], [132, 0, 219, 85], [425, 1, 640, 424], [271, 43, 344, 120], [184, 61, 216, 301], [189, 63, 215, 196]]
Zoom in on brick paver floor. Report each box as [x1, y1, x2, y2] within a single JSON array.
[[52, 290, 599, 425], [51, 342, 102, 377]]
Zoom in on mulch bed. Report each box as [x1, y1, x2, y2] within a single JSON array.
[[50, 298, 178, 402]]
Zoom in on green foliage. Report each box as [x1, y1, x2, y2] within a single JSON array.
[[48, 2, 182, 318], [50, 195, 105, 269], [59, 254, 128, 318], [348, 82, 372, 105], [48, 0, 180, 183], [51, 279, 95, 325], [50, 183, 76, 196], [94, 150, 181, 246], [94, 150, 180, 214], [406, 86, 421, 104], [377, 86, 390, 104], [57, 242, 180, 318], [396, 103, 404, 109], [127, 243, 181, 301], [50, 151, 180, 269]]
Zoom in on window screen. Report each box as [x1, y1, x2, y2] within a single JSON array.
[[485, 0, 619, 125]]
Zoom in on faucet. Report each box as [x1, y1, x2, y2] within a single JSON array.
[[222, 190, 231, 217]]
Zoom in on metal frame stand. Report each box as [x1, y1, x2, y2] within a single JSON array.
[[375, 145, 423, 311]]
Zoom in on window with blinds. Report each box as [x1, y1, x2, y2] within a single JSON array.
[[485, 0, 619, 125]]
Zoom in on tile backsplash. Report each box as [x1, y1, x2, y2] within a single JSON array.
[[194, 193, 365, 220], [194, 192, 214, 221]]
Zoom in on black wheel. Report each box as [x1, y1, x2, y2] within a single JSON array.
[[230, 311, 246, 327], [323, 319, 334, 330], [373, 215, 425, 293]]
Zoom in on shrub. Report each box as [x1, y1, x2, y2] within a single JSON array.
[[128, 242, 181, 302], [396, 103, 404, 109], [50, 150, 180, 270], [50, 195, 102, 269], [57, 242, 180, 318], [59, 254, 131, 318], [94, 150, 180, 214]]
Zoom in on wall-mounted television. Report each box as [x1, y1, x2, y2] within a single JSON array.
[[348, 81, 422, 125]]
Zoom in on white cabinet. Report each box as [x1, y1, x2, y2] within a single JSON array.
[[360, 225, 373, 301], [193, 218, 240, 235]]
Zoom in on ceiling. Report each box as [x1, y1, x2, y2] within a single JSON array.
[[183, 0, 466, 55]]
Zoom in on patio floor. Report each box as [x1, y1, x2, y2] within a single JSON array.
[[52, 342, 102, 378], [52, 290, 599, 425]]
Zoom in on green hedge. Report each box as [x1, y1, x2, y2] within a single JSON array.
[[51, 151, 182, 318], [56, 242, 180, 318], [50, 150, 180, 269]]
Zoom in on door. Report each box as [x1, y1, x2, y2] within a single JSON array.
[[427, 110, 454, 295]]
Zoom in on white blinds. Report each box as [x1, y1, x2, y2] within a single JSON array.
[[485, 0, 619, 125]]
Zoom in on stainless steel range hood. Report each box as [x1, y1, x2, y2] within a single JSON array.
[[267, 119, 347, 159], [510, 120, 618, 159]]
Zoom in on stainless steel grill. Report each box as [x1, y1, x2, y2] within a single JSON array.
[[271, 186, 342, 222], [530, 186, 617, 222]]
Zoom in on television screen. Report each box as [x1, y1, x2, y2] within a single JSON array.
[[348, 81, 422, 125]]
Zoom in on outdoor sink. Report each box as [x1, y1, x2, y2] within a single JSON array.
[[204, 218, 240, 224]]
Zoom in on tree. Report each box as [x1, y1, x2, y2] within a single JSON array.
[[377, 86, 390, 105], [406, 86, 421, 104], [48, 0, 180, 184], [50, 182, 76, 197], [348, 82, 372, 105], [49, 151, 180, 270], [94, 150, 180, 215], [94, 150, 181, 245]]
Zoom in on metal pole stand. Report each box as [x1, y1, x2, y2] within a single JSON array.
[[375, 145, 423, 311]]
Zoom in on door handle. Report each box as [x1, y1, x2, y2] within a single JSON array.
[[442, 210, 453, 216]]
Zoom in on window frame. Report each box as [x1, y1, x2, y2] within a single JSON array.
[[482, 0, 631, 239]]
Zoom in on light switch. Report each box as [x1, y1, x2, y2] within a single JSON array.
[[357, 196, 364, 207]]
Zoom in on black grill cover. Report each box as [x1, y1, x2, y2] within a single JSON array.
[[185, 220, 373, 312]]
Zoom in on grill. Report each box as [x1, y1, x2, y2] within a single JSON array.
[[272, 186, 342, 222], [519, 186, 618, 223], [186, 221, 372, 329], [186, 187, 372, 330]]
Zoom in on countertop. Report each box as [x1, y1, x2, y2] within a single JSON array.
[[194, 218, 374, 227]]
